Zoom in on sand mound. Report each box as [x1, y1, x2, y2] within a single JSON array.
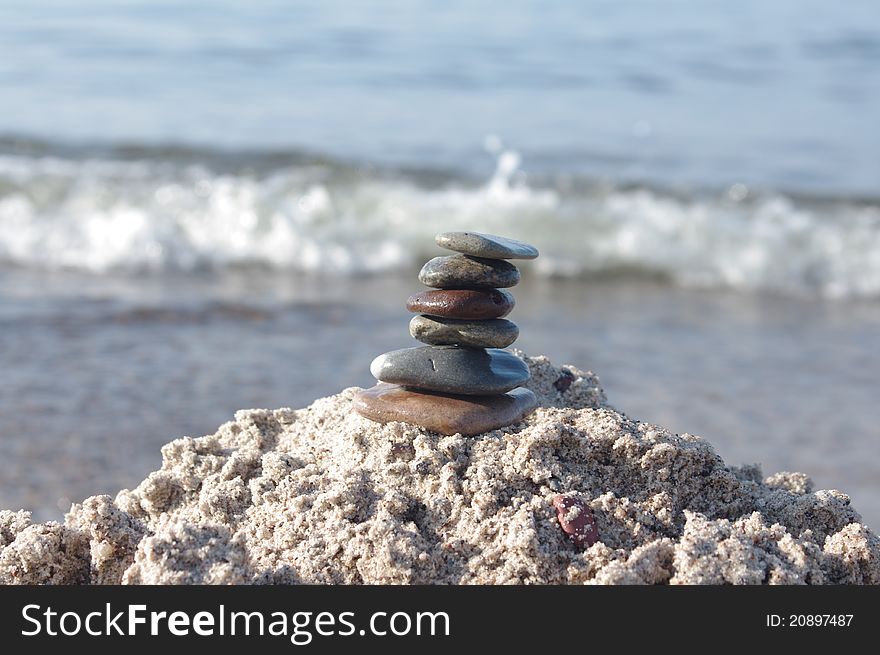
[[1, 355, 877, 585]]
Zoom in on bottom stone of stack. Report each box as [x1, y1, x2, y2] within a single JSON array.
[[353, 383, 538, 436]]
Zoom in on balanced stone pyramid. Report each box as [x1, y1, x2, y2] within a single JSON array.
[[354, 231, 539, 435]]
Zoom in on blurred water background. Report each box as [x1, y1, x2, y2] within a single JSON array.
[[0, 0, 878, 525]]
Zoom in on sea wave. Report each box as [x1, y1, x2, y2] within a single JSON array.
[[1, 142, 879, 298]]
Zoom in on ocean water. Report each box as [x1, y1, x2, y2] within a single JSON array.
[[1, 0, 879, 194], [1, 144, 879, 297], [0, 1, 878, 526]]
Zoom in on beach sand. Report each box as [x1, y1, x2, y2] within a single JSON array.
[[1, 354, 877, 585]]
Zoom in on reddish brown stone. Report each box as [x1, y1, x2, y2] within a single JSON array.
[[353, 383, 537, 436], [406, 289, 515, 320], [552, 495, 598, 548]]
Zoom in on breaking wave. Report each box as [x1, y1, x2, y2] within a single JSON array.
[[1, 140, 878, 298]]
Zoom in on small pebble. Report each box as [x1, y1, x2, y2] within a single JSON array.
[[406, 289, 515, 320], [409, 315, 519, 348], [552, 495, 598, 548], [554, 370, 575, 392], [419, 255, 520, 289], [435, 231, 538, 260]]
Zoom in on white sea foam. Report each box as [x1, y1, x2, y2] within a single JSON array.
[[0, 149, 878, 298]]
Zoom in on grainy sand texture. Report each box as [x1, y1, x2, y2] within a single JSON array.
[[1, 354, 877, 585]]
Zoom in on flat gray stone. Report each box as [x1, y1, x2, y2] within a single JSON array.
[[419, 255, 520, 289], [370, 346, 530, 395], [354, 383, 538, 436], [410, 315, 519, 348], [435, 231, 539, 260]]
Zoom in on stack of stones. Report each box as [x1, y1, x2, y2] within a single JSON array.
[[354, 231, 539, 436]]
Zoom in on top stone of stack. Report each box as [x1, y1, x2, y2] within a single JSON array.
[[435, 231, 539, 260]]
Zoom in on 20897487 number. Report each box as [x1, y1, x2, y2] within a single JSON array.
[[766, 614, 853, 627]]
